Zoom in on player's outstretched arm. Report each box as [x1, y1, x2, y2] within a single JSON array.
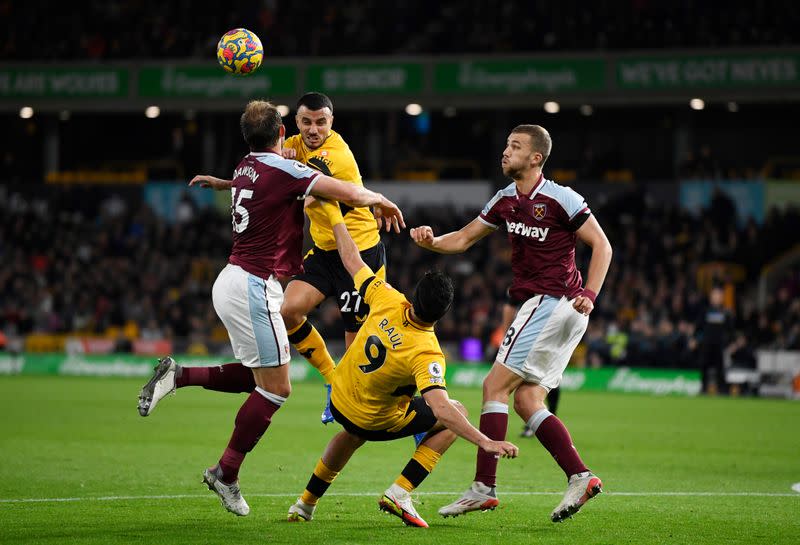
[[410, 218, 494, 254], [573, 215, 613, 316], [188, 175, 232, 191], [311, 175, 405, 233], [311, 199, 369, 279], [422, 388, 519, 458]]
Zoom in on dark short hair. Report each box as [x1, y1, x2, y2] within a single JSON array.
[[512, 124, 552, 167], [296, 92, 333, 113], [240, 100, 282, 150], [411, 270, 454, 324]]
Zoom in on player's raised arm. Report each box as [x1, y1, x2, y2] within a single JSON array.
[[188, 175, 232, 191], [410, 218, 494, 254], [422, 388, 518, 458], [572, 215, 613, 316], [310, 176, 405, 233], [312, 199, 369, 279]]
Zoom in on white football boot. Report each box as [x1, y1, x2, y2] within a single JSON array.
[[137, 356, 179, 416], [287, 498, 316, 522], [378, 484, 428, 528], [550, 471, 603, 522], [202, 465, 250, 516], [438, 481, 499, 518]]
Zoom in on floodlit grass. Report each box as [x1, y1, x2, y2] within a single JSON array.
[[1, 376, 798, 544]]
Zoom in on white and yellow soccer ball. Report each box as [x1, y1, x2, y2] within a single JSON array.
[[216, 28, 263, 76]]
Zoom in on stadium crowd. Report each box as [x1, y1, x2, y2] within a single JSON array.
[[1, 0, 795, 60], [2, 184, 799, 367]]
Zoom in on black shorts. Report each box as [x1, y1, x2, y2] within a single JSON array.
[[330, 397, 437, 441], [293, 242, 386, 332]]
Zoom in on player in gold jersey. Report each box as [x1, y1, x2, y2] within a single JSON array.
[[286, 200, 518, 528], [281, 93, 388, 424]]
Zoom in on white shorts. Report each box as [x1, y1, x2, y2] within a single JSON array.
[[211, 264, 290, 368], [495, 294, 589, 390]]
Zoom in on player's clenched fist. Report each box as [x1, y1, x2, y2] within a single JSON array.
[[410, 226, 435, 246]]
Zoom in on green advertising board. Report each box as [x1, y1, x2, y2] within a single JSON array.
[[435, 59, 606, 93], [0, 68, 128, 98], [306, 63, 424, 94], [1, 354, 701, 396], [448, 365, 701, 396], [138, 65, 296, 98], [617, 53, 800, 89]]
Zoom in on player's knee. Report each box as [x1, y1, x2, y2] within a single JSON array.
[[280, 302, 305, 328], [271, 382, 292, 399], [449, 399, 468, 417], [513, 394, 545, 419]]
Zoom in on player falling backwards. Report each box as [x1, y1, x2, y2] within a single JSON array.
[[411, 124, 612, 523], [285, 198, 518, 528], [137, 100, 404, 516], [138, 92, 389, 426]]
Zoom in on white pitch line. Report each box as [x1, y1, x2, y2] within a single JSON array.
[[2, 490, 799, 504]]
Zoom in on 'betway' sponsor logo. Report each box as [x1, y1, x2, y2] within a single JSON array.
[[506, 221, 549, 241], [234, 165, 259, 183], [609, 367, 701, 396]]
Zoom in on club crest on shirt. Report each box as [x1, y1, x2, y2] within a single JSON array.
[[533, 203, 547, 221], [292, 161, 309, 172]]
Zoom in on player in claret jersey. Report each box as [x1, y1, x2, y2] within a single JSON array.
[[153, 93, 394, 427], [411, 124, 613, 523], [137, 100, 403, 517]]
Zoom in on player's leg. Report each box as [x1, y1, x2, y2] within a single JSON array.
[[437, 363, 522, 518], [514, 296, 601, 522], [288, 430, 366, 522], [282, 279, 334, 382], [137, 357, 256, 416], [378, 397, 448, 528], [205, 365, 289, 516], [514, 383, 601, 521], [282, 272, 339, 424], [202, 265, 292, 516], [520, 385, 560, 436]]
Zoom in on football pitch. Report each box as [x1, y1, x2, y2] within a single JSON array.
[[1, 376, 798, 545]]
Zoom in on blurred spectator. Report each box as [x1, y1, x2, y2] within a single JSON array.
[[2, 186, 800, 364], [695, 286, 734, 394], [0, 0, 796, 61]]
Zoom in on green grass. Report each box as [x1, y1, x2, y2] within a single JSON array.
[[1, 376, 798, 545]]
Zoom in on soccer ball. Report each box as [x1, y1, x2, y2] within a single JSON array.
[[216, 28, 263, 76]]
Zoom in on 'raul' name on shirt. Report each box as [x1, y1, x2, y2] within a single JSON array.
[[378, 318, 403, 349]]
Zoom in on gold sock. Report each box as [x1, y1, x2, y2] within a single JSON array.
[[394, 444, 442, 492], [300, 458, 340, 506], [287, 319, 336, 383]]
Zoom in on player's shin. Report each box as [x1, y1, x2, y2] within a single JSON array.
[[287, 319, 336, 383], [300, 458, 340, 506], [474, 401, 509, 487], [394, 444, 442, 492], [527, 408, 589, 478], [217, 387, 286, 483]]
